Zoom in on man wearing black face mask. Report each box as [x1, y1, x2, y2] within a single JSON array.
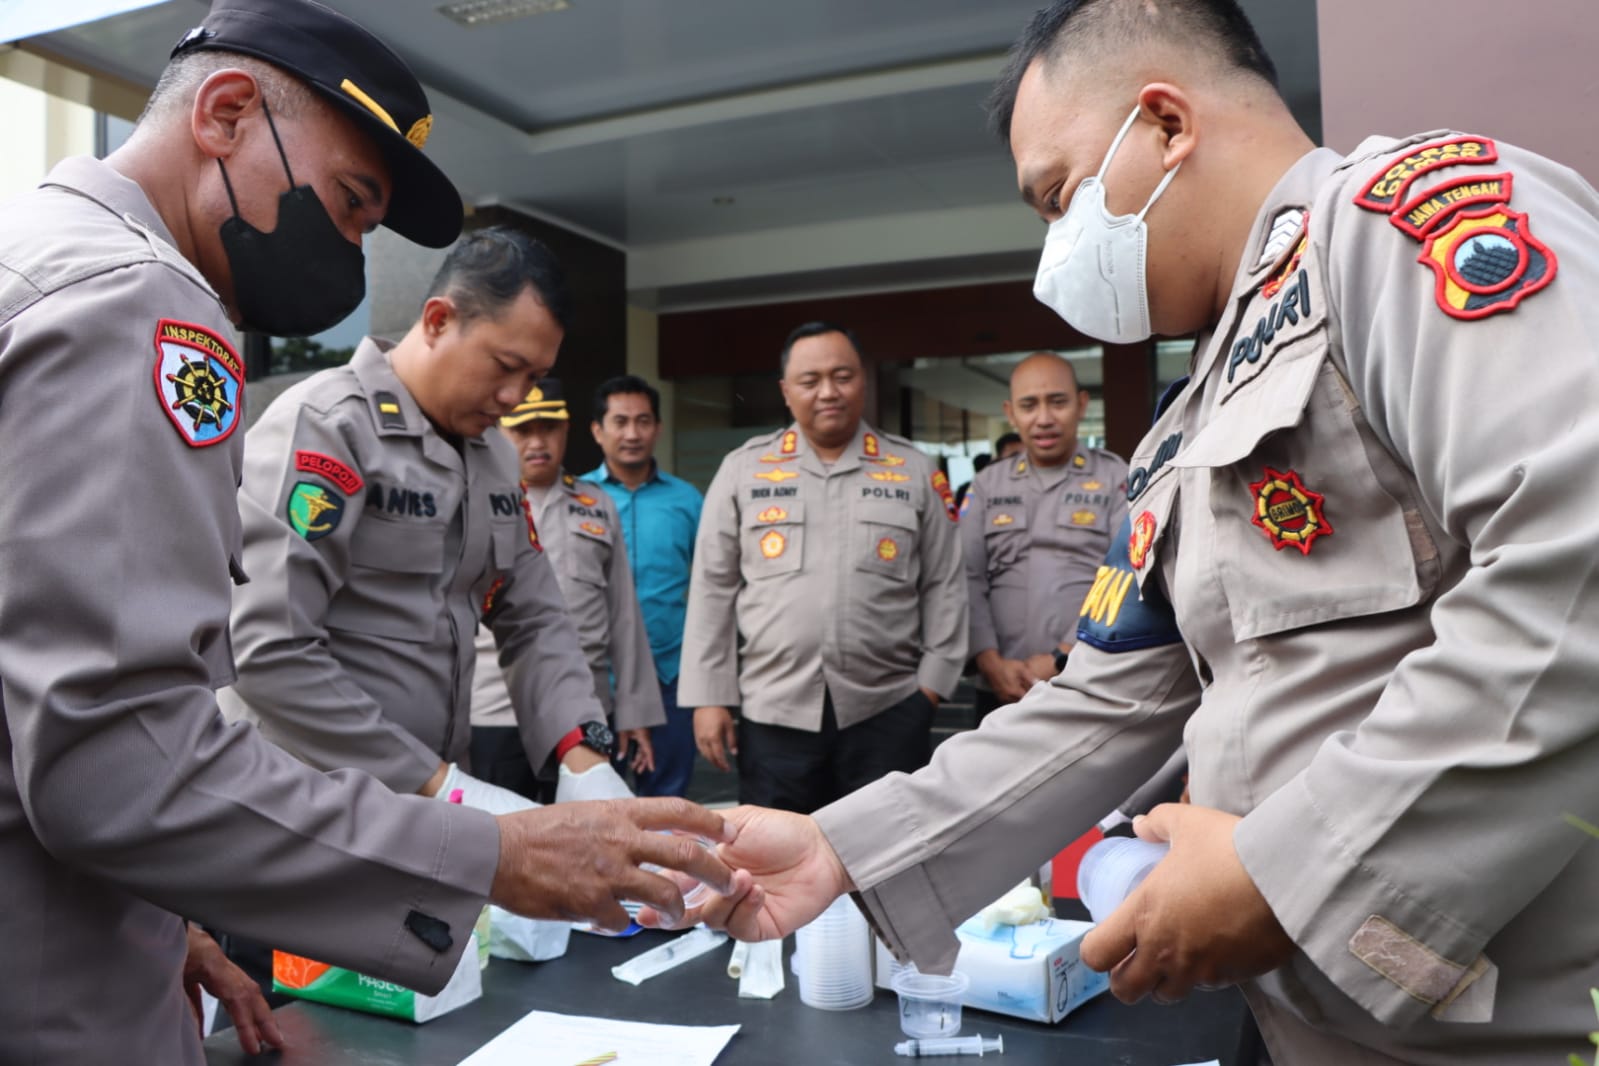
[[0, 2, 746, 1064]]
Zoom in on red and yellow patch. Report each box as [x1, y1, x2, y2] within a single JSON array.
[[876, 537, 899, 562], [481, 576, 505, 616], [755, 469, 799, 483], [1390, 172, 1513, 239], [1353, 136, 1497, 215], [1249, 467, 1332, 555], [863, 433, 880, 458], [931, 470, 957, 521], [1262, 230, 1308, 301], [1128, 511, 1157, 570], [780, 429, 799, 455], [294, 450, 363, 494], [579, 521, 607, 537], [1418, 205, 1557, 321], [756, 506, 789, 523], [759, 529, 787, 559], [521, 496, 542, 552], [572, 491, 599, 507]]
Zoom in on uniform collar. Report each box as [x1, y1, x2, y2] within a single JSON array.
[[350, 337, 487, 465], [1009, 448, 1084, 486], [795, 420, 877, 477]]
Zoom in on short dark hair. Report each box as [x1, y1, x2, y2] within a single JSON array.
[[594, 375, 661, 421], [995, 431, 1022, 454], [779, 321, 863, 376], [423, 226, 571, 329], [986, 0, 1279, 143]]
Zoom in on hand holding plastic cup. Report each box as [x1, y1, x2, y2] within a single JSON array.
[[638, 833, 714, 909]]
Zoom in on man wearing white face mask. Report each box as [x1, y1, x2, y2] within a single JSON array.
[[682, 1, 1599, 1063]]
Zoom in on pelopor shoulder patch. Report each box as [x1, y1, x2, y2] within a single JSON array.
[[153, 319, 243, 448], [1075, 511, 1181, 653]]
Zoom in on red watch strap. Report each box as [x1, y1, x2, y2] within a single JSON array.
[[554, 726, 586, 763]]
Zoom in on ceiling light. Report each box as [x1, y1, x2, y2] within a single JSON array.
[[437, 0, 570, 28]]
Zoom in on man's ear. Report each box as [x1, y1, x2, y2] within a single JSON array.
[[419, 296, 455, 344], [590, 420, 604, 446], [1137, 82, 1197, 172], [1002, 398, 1018, 430], [191, 69, 265, 162]]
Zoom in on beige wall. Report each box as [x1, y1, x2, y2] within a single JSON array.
[[0, 77, 95, 202], [626, 305, 676, 471], [1319, 0, 1599, 185]]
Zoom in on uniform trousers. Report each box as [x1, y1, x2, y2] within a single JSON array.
[[736, 688, 936, 814]]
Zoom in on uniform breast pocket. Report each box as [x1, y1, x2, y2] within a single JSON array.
[[982, 509, 1030, 577], [855, 500, 916, 581], [568, 522, 612, 588], [328, 517, 446, 643], [742, 499, 804, 579], [1176, 337, 1438, 641], [490, 518, 525, 574], [1058, 501, 1110, 536]]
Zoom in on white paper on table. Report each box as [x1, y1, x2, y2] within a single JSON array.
[[456, 1009, 739, 1066], [1169, 1060, 1222, 1066]]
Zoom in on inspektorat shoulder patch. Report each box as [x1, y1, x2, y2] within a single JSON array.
[[153, 319, 243, 448]]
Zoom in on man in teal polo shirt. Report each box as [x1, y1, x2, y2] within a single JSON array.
[[586, 375, 704, 797]]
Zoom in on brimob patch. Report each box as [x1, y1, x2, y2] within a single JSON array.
[[294, 450, 363, 494], [153, 319, 243, 448], [1418, 205, 1557, 320], [1249, 467, 1332, 555], [1353, 136, 1498, 215], [287, 482, 345, 541]]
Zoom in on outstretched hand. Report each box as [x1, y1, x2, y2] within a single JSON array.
[[1078, 803, 1295, 1004], [639, 805, 853, 941]]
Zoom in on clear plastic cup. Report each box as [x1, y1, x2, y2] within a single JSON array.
[[639, 834, 714, 908], [795, 895, 874, 1010], [1076, 837, 1169, 924], [892, 969, 970, 1038]]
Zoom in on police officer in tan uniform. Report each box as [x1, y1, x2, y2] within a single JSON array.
[[684, 3, 1599, 1062], [470, 379, 664, 797], [223, 230, 636, 812], [0, 3, 737, 1064], [964, 352, 1128, 715], [681, 322, 968, 813]]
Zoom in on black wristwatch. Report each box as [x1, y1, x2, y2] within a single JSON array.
[[1053, 649, 1070, 673], [556, 720, 617, 762]]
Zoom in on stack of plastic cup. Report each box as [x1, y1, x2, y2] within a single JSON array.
[[794, 895, 874, 1010], [1076, 837, 1170, 924]]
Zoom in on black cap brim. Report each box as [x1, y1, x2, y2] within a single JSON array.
[[313, 87, 463, 248]]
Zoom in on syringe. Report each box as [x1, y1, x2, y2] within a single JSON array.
[[894, 1035, 1004, 1057]]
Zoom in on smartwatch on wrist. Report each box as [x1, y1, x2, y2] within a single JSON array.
[[555, 721, 617, 762]]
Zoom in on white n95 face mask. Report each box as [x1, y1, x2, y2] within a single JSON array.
[[1032, 107, 1182, 344]]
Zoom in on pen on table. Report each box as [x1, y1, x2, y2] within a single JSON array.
[[571, 1053, 618, 1066]]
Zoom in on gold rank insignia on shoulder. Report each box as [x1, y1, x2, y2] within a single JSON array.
[[992, 513, 1015, 527], [755, 469, 799, 483], [1014, 459, 1028, 474], [1250, 467, 1332, 555], [1071, 510, 1098, 526], [780, 429, 799, 455], [1352, 136, 1556, 321], [562, 473, 575, 487], [867, 470, 910, 483], [1073, 455, 1086, 468], [571, 491, 598, 506], [863, 433, 880, 458]]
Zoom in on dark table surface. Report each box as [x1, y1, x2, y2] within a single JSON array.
[[204, 921, 1249, 1066]]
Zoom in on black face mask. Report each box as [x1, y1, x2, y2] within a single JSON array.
[[217, 99, 367, 338]]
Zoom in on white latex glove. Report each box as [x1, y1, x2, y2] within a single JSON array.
[[437, 763, 540, 815], [555, 760, 633, 803]]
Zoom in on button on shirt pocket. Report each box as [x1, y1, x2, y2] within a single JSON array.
[[856, 499, 916, 582], [328, 517, 446, 642], [743, 499, 804, 578]]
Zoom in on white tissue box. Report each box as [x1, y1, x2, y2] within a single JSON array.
[[874, 917, 1108, 1024]]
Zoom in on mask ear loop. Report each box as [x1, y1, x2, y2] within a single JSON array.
[[258, 96, 297, 188], [1097, 106, 1183, 222]]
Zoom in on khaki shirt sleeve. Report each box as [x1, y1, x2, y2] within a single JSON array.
[[677, 454, 744, 709], [1235, 142, 1599, 1027], [915, 466, 969, 697], [599, 492, 664, 732], [961, 479, 1001, 657], [0, 266, 496, 992], [487, 495, 608, 765], [230, 402, 444, 791], [816, 638, 1200, 971]]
